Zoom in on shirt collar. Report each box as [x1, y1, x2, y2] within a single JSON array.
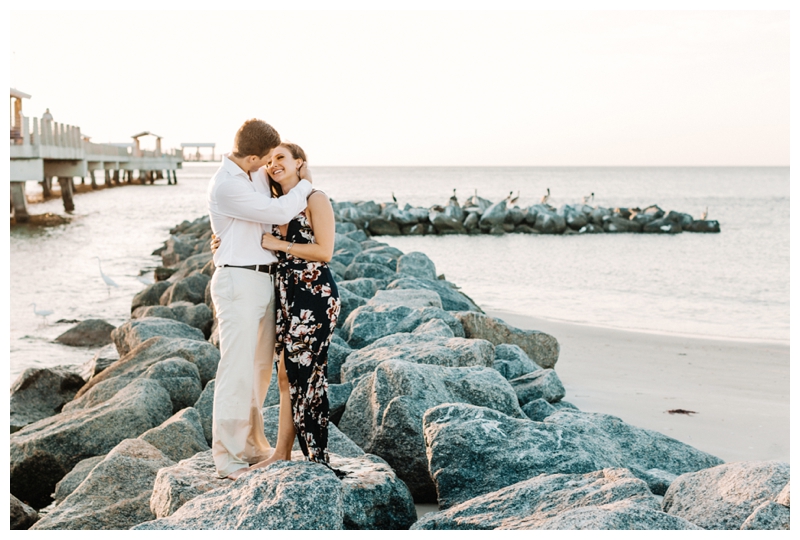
[[222, 153, 250, 179]]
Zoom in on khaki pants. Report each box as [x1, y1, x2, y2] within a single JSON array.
[[210, 266, 275, 477]]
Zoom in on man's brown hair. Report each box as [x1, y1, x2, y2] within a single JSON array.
[[232, 119, 280, 158]]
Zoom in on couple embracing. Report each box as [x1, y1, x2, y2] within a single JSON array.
[[207, 119, 341, 480]]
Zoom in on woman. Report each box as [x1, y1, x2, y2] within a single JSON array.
[[214, 142, 341, 472]]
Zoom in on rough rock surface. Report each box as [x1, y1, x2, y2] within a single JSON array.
[[75, 336, 220, 399], [141, 357, 203, 413], [133, 302, 214, 338], [150, 450, 229, 519], [386, 276, 481, 312], [776, 481, 790, 507], [31, 439, 175, 530], [423, 404, 724, 508], [111, 317, 206, 357], [454, 311, 559, 368], [11, 379, 172, 508], [492, 343, 540, 380], [739, 500, 790, 530], [396, 251, 437, 280], [11, 494, 38, 530], [193, 380, 214, 445], [134, 460, 345, 530], [367, 288, 443, 309], [338, 360, 524, 502], [79, 343, 120, 380], [340, 331, 495, 382], [10, 365, 86, 433], [131, 281, 171, 312], [262, 405, 364, 458], [342, 304, 464, 348], [55, 319, 116, 347], [662, 461, 790, 530], [412, 468, 699, 530], [138, 407, 210, 463], [509, 368, 566, 404], [52, 455, 105, 505]]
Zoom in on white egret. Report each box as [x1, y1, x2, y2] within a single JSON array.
[[137, 273, 154, 285], [94, 256, 119, 294], [30, 303, 54, 324]]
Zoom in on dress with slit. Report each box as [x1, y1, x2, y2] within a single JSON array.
[[273, 207, 341, 467]]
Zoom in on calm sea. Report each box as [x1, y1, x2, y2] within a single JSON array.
[[8, 164, 789, 381]]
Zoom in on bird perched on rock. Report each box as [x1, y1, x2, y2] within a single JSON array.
[[700, 206, 708, 220], [391, 192, 397, 203], [540, 188, 551, 204], [509, 191, 520, 204]]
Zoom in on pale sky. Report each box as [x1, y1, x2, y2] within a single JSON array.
[[9, 6, 790, 166]]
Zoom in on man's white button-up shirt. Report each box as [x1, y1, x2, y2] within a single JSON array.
[[207, 154, 312, 266]]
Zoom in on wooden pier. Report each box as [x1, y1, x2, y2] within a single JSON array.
[[10, 88, 183, 222]]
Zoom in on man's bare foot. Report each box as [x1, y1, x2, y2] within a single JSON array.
[[225, 467, 248, 480], [249, 452, 291, 471]]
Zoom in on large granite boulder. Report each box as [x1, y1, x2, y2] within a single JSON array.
[[79, 343, 120, 380], [344, 262, 398, 281], [662, 461, 790, 530], [166, 252, 213, 282], [740, 500, 790, 530], [160, 235, 198, 267], [52, 455, 105, 505], [689, 219, 721, 233], [338, 287, 368, 324], [75, 336, 220, 399], [55, 319, 116, 347], [111, 317, 206, 357], [423, 404, 724, 508], [367, 288, 443, 309], [10, 379, 172, 508], [492, 343, 540, 380], [342, 305, 464, 349], [193, 380, 214, 445], [509, 368, 565, 405], [135, 460, 345, 529], [337, 277, 385, 300], [31, 439, 175, 530], [10, 365, 85, 433], [142, 357, 203, 414], [396, 251, 437, 280], [150, 450, 229, 519], [10, 494, 38, 530], [131, 281, 171, 312], [328, 339, 352, 385], [386, 276, 481, 312], [138, 407, 210, 463], [338, 360, 524, 502], [159, 274, 210, 306], [261, 405, 365, 458], [132, 302, 214, 339], [454, 311, 559, 369], [334, 232, 363, 254], [340, 332, 495, 383], [412, 468, 699, 530]]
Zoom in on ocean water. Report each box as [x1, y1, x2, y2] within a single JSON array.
[[8, 164, 789, 381]]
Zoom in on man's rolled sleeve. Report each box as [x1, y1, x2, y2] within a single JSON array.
[[215, 179, 313, 225]]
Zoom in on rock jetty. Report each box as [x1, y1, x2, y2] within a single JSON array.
[[330, 195, 721, 236], [10, 213, 781, 530]]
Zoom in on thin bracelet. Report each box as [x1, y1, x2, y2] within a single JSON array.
[[286, 241, 294, 254]]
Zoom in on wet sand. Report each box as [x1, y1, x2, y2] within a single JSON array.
[[488, 310, 790, 464]]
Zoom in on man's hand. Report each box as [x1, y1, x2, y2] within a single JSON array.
[[210, 234, 221, 253], [298, 161, 312, 183]]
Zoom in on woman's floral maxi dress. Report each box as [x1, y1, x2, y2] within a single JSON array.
[[273, 209, 341, 466]]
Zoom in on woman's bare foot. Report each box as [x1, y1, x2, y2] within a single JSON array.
[[249, 451, 291, 471], [225, 467, 248, 481]]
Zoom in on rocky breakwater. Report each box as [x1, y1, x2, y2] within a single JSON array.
[[333, 194, 721, 236], [10, 214, 783, 531]]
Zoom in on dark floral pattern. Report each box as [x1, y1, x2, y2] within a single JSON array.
[[274, 210, 340, 465]]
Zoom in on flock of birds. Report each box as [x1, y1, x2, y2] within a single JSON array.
[[31, 257, 154, 325]]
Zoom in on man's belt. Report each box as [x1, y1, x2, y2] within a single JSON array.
[[222, 264, 277, 275]]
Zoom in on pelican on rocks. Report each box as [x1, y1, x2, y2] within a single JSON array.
[[540, 188, 550, 204]]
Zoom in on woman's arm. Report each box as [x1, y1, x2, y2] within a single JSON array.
[[261, 191, 335, 263]]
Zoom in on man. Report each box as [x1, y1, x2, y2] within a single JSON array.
[[207, 119, 312, 479]]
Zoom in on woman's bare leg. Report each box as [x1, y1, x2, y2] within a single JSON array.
[[250, 351, 295, 470]]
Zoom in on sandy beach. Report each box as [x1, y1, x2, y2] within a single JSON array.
[[488, 310, 790, 464]]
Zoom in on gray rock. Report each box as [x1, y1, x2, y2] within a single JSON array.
[[412, 318, 456, 338], [79, 343, 120, 380], [166, 252, 213, 282], [368, 217, 401, 236], [342, 304, 464, 349], [76, 337, 220, 399], [150, 450, 228, 518], [352, 249, 398, 270], [62, 376, 133, 413], [455, 311, 559, 369], [193, 380, 214, 445], [643, 217, 682, 234], [521, 398, 556, 421], [386, 276, 481, 312], [133, 302, 214, 339], [10, 494, 38, 530], [262, 405, 364, 458], [340, 332, 495, 382], [55, 319, 116, 347], [479, 200, 507, 227], [662, 461, 790, 530], [740, 500, 790, 530], [138, 407, 210, 463], [142, 358, 203, 414], [328, 340, 352, 385], [344, 262, 397, 281], [53, 455, 105, 505], [338, 287, 368, 325], [337, 277, 386, 299], [638, 468, 678, 496], [329, 382, 353, 424], [689, 219, 721, 233], [347, 229, 370, 243], [111, 317, 206, 358], [159, 274, 211, 306], [334, 232, 363, 254], [328, 259, 347, 280], [423, 404, 724, 508], [396, 251, 437, 280], [429, 210, 466, 234], [509, 369, 565, 405], [412, 468, 699, 530], [367, 288, 443, 309], [776, 481, 790, 507], [31, 439, 175, 530], [10, 365, 85, 433], [161, 234, 198, 267], [135, 460, 345, 530], [493, 343, 540, 380], [553, 400, 580, 411], [131, 281, 171, 312], [11, 379, 173, 508], [534, 211, 567, 234], [335, 222, 358, 235], [338, 360, 524, 502]]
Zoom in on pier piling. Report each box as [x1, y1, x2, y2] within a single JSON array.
[[10, 183, 30, 223], [57, 177, 75, 213]]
